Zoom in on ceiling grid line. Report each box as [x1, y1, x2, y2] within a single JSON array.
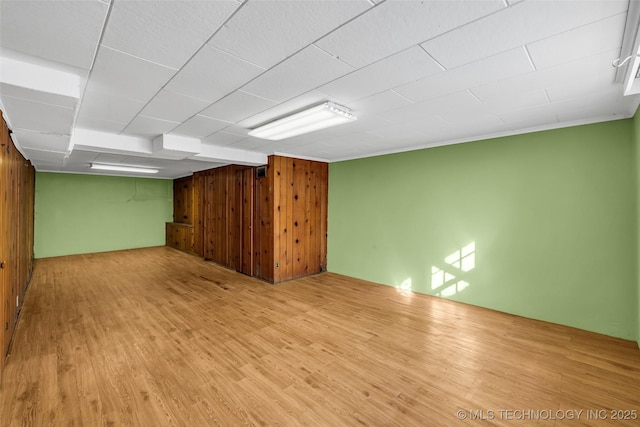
[[117, 0, 249, 133], [523, 45, 538, 71]]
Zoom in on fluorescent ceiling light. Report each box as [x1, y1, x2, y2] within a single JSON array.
[[90, 163, 159, 174], [248, 102, 357, 141]]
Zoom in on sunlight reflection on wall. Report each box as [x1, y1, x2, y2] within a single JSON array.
[[431, 242, 475, 297], [396, 277, 413, 296]]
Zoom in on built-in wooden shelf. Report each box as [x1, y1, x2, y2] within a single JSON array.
[[165, 222, 195, 255]]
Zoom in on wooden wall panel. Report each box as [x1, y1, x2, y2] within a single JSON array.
[[229, 168, 240, 271], [165, 223, 194, 254], [0, 110, 35, 373], [292, 159, 307, 278], [253, 161, 274, 282], [240, 168, 254, 276], [272, 156, 283, 282], [270, 156, 328, 283], [173, 176, 193, 224], [172, 155, 326, 284], [168, 176, 196, 255], [210, 167, 227, 265], [319, 162, 328, 271], [192, 172, 205, 257], [202, 165, 254, 270]]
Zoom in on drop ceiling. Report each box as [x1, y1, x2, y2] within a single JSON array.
[[1, 0, 639, 179]]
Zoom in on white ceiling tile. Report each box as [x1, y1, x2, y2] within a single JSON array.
[[123, 116, 180, 138], [323, 113, 393, 136], [200, 91, 276, 123], [498, 104, 559, 127], [319, 142, 393, 160], [545, 69, 616, 104], [139, 90, 210, 123], [319, 46, 442, 103], [216, 124, 250, 138], [74, 116, 127, 135], [421, 0, 628, 69], [101, 1, 240, 69], [252, 144, 286, 155], [1, 95, 74, 134], [365, 115, 448, 140], [12, 130, 70, 152], [77, 89, 146, 125], [170, 115, 230, 139], [31, 160, 65, 172], [93, 153, 129, 164], [165, 45, 264, 102], [63, 150, 99, 168], [350, 90, 413, 115], [0, 83, 77, 109], [394, 47, 534, 103], [316, 0, 504, 68], [438, 110, 505, 129], [381, 91, 483, 124], [0, 0, 108, 69], [228, 138, 267, 151], [503, 113, 560, 131], [470, 49, 619, 103], [554, 87, 630, 122], [209, 0, 371, 68], [527, 13, 626, 70], [86, 46, 176, 103], [242, 45, 354, 102], [202, 131, 247, 147], [21, 147, 66, 163], [474, 88, 549, 112]]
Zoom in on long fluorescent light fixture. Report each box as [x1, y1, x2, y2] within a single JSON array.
[[248, 102, 356, 141], [90, 163, 159, 174]]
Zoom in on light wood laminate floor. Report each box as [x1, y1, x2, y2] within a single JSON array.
[[1, 246, 639, 426]]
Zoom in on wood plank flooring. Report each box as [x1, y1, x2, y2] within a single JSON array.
[[1, 246, 639, 426]]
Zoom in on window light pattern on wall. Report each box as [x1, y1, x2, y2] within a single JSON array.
[[431, 242, 475, 297]]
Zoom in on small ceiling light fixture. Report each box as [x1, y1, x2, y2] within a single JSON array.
[[90, 163, 159, 174], [248, 101, 357, 141]]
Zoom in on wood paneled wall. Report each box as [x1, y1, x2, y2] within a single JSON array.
[[173, 176, 193, 224], [193, 173, 205, 257], [253, 163, 273, 281], [269, 156, 328, 283], [165, 223, 194, 254], [200, 165, 254, 274], [170, 155, 327, 283], [167, 176, 199, 256], [0, 110, 35, 372]]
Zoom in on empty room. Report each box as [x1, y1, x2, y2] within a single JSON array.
[[1, 0, 639, 425]]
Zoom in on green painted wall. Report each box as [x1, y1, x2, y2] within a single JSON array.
[[328, 120, 638, 341], [35, 172, 172, 258]]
